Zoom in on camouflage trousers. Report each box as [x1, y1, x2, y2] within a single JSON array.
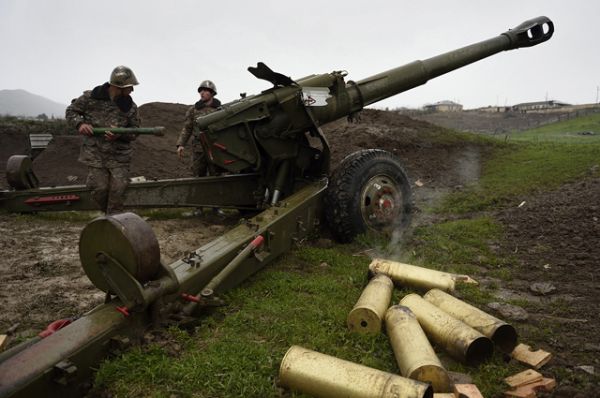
[[191, 150, 215, 177], [86, 166, 129, 214]]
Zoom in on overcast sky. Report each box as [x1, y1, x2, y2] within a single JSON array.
[[1, 0, 598, 110]]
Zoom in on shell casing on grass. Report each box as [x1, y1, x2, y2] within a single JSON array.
[[279, 345, 433, 398], [400, 293, 493, 365], [385, 305, 453, 392], [347, 273, 394, 334], [369, 258, 456, 292], [423, 288, 518, 353]]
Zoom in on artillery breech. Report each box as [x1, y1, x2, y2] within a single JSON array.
[[399, 294, 493, 365], [423, 289, 518, 353], [91, 126, 165, 136], [384, 305, 452, 393], [347, 274, 394, 335], [369, 258, 456, 292], [279, 345, 433, 398]]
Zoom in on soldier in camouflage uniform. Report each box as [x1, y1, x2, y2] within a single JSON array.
[[65, 65, 141, 214], [176, 80, 221, 176]]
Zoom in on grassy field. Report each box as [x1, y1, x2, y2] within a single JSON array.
[[93, 115, 600, 397], [503, 111, 600, 143]]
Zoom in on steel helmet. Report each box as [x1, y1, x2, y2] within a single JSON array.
[[109, 65, 139, 88], [198, 80, 217, 95]]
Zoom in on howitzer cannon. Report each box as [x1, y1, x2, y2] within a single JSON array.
[[0, 17, 553, 398], [2, 16, 552, 240]]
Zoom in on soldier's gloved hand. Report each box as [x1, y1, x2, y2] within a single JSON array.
[[105, 131, 118, 141], [177, 146, 185, 159], [78, 123, 94, 136]]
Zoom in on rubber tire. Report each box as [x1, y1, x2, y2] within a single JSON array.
[[325, 149, 412, 242]]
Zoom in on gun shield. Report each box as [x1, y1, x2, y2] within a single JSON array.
[[385, 305, 452, 392], [279, 345, 433, 398], [423, 288, 518, 353], [347, 274, 394, 334], [400, 294, 493, 365]]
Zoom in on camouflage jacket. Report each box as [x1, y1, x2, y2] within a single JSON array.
[[176, 98, 221, 151], [66, 83, 140, 168]]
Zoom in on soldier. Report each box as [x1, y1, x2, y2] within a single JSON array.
[[65, 65, 141, 214], [176, 80, 221, 176]]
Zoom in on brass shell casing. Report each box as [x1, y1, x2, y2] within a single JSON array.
[[399, 294, 493, 365], [279, 345, 433, 398], [369, 258, 456, 292], [385, 305, 453, 392], [423, 288, 518, 353], [347, 274, 394, 334]]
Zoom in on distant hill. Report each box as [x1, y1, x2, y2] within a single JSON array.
[[0, 89, 67, 118]]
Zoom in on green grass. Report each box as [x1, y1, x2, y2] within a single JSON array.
[[503, 111, 600, 142], [93, 218, 511, 397], [407, 217, 506, 272], [437, 141, 600, 213], [94, 247, 400, 397], [448, 352, 522, 397], [93, 113, 600, 397], [437, 112, 600, 213]]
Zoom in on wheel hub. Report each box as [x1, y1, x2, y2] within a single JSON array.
[[360, 175, 403, 230]]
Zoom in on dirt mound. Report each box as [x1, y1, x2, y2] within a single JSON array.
[[0, 102, 193, 188], [0, 129, 29, 176], [1, 105, 475, 191], [138, 101, 189, 136], [325, 109, 479, 189]]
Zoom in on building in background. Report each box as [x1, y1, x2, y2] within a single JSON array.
[[423, 100, 463, 112], [512, 100, 571, 112]]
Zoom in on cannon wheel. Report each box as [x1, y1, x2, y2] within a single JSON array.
[[325, 149, 412, 242]]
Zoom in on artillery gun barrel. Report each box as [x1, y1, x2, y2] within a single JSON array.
[[91, 126, 165, 136], [194, 17, 553, 132], [349, 16, 554, 109]]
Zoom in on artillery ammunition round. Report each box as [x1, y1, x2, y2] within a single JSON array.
[[279, 345, 433, 398], [400, 293, 493, 365], [347, 273, 394, 334], [423, 288, 518, 353], [385, 305, 453, 392]]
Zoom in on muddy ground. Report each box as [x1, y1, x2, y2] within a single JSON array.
[[0, 106, 598, 396]]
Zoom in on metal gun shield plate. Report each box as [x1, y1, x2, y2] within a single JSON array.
[[6, 155, 40, 190], [79, 212, 161, 292]]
